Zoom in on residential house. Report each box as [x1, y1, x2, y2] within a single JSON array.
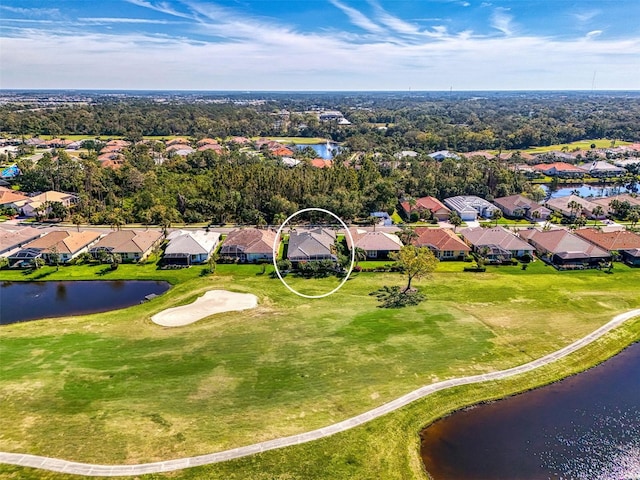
[[89, 230, 163, 262], [0, 226, 43, 258], [545, 194, 607, 219], [520, 228, 610, 268], [346, 228, 403, 259], [400, 196, 451, 221], [21, 191, 78, 217], [574, 228, 640, 266], [0, 187, 30, 210], [533, 162, 585, 178], [9, 230, 102, 266], [163, 230, 220, 265], [309, 158, 333, 168], [287, 228, 337, 263], [412, 227, 470, 260], [459, 226, 534, 261], [444, 196, 499, 221], [370, 211, 392, 226], [580, 161, 626, 177], [591, 194, 640, 210], [493, 194, 551, 221], [428, 150, 460, 161], [219, 228, 278, 263]]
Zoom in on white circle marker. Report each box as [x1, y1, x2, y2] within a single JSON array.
[[272, 208, 355, 299]]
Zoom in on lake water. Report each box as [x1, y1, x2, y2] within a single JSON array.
[[543, 183, 633, 199], [295, 142, 340, 159], [421, 341, 640, 479], [0, 280, 170, 324]]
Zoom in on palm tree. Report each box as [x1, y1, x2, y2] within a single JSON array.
[[354, 247, 367, 267], [591, 206, 604, 225], [492, 209, 503, 226], [397, 226, 418, 246], [448, 211, 463, 232]]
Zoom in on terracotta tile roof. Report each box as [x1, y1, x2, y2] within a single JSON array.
[[166, 138, 190, 146], [271, 147, 295, 157], [400, 196, 450, 215], [90, 230, 163, 254], [345, 228, 403, 251], [520, 228, 610, 258], [197, 138, 218, 146], [24, 230, 101, 254], [197, 144, 224, 152], [0, 189, 30, 205], [221, 228, 278, 255], [310, 158, 332, 168], [533, 162, 584, 173], [412, 227, 470, 252], [573, 228, 640, 251], [166, 144, 194, 153]]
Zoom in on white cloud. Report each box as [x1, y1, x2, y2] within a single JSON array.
[[367, 0, 420, 35], [0, 6, 60, 16], [3, 26, 639, 91], [79, 17, 176, 25], [573, 10, 601, 23], [491, 7, 514, 36], [124, 0, 194, 19], [586, 30, 603, 39], [328, 0, 385, 34]]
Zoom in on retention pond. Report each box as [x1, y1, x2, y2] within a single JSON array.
[[0, 280, 170, 324], [421, 341, 640, 479]]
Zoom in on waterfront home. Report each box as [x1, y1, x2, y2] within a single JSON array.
[[164, 230, 220, 265], [545, 194, 607, 219], [579, 161, 626, 177], [520, 228, 610, 269], [412, 227, 470, 260], [0, 226, 43, 258], [287, 228, 336, 263], [444, 196, 499, 221], [9, 230, 102, 266], [532, 162, 585, 178], [400, 196, 451, 221], [493, 194, 551, 221], [89, 230, 163, 263], [591, 194, 640, 210], [346, 228, 402, 259], [219, 228, 278, 263], [573, 228, 640, 267], [459, 226, 534, 261]]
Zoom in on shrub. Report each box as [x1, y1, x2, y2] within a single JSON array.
[[369, 286, 426, 308], [464, 265, 486, 272]]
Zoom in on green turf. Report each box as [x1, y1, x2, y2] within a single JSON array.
[[0, 261, 639, 478]]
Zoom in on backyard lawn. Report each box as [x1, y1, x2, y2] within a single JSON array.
[[0, 261, 639, 479]]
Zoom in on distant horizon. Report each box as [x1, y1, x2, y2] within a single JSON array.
[[2, 1, 639, 91]]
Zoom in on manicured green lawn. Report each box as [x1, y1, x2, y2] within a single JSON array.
[[0, 261, 639, 478]]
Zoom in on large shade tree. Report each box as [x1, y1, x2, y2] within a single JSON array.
[[391, 245, 439, 292]]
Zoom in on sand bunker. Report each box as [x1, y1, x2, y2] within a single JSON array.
[[151, 290, 258, 327]]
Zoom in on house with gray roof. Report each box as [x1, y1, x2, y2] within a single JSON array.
[[287, 228, 336, 263], [520, 228, 610, 269], [459, 226, 534, 261], [164, 230, 220, 265], [444, 196, 500, 221], [545, 194, 607, 219], [0, 226, 43, 258]]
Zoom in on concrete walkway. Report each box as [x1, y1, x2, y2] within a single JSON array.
[[1, 308, 639, 477]]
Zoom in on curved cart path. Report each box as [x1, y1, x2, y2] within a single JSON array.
[[1, 308, 639, 477]]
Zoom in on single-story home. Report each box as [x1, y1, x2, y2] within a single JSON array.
[[400, 196, 451, 221], [9, 230, 102, 266], [519, 228, 610, 268], [459, 226, 535, 260], [573, 228, 640, 267], [428, 150, 460, 161], [219, 228, 278, 263], [346, 228, 403, 259], [287, 228, 337, 263], [493, 194, 551, 221], [20, 190, 79, 217], [0, 187, 30, 210], [89, 229, 163, 262], [444, 196, 500, 221], [412, 227, 470, 260], [580, 161, 626, 177], [533, 162, 585, 178], [0, 226, 43, 258], [164, 230, 220, 265], [545, 194, 607, 219]]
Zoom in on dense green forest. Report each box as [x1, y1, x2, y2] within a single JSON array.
[[3, 91, 639, 225]]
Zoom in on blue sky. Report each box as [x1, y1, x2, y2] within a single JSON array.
[[1, 0, 639, 90]]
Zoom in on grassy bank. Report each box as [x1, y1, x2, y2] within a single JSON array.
[[1, 262, 639, 478]]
